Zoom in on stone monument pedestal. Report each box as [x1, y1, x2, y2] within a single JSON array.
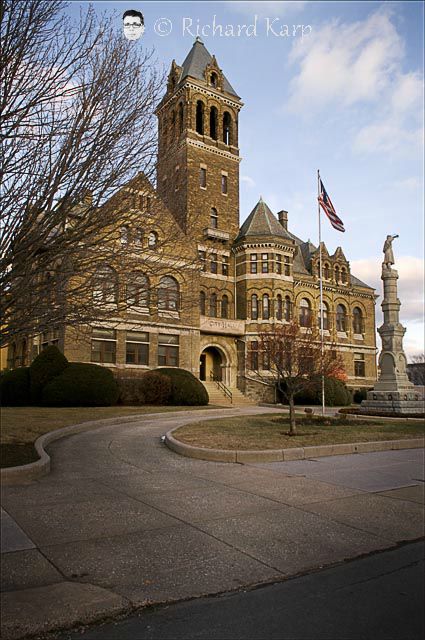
[[361, 260, 424, 416]]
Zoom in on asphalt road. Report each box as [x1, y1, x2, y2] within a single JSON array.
[[58, 541, 424, 640]]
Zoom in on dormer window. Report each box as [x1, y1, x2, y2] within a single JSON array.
[[210, 72, 218, 87]]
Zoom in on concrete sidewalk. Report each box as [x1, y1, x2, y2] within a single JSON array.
[[1, 407, 424, 640]]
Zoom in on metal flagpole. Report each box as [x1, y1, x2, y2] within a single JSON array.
[[317, 170, 325, 416]]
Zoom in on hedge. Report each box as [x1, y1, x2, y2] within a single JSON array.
[[0, 367, 31, 406], [42, 362, 119, 406], [117, 371, 172, 405], [278, 376, 352, 407], [29, 346, 69, 404], [153, 367, 209, 405]]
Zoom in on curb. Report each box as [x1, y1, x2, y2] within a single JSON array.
[[165, 430, 425, 463], [0, 411, 190, 485], [0, 407, 253, 485]]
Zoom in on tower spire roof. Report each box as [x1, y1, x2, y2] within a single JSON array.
[[178, 39, 239, 97]]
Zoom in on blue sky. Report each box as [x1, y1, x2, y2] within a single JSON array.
[[66, 1, 424, 356]]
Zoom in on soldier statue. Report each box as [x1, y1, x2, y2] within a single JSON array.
[[383, 234, 399, 267]]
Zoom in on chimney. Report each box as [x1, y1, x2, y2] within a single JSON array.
[[277, 210, 288, 230]]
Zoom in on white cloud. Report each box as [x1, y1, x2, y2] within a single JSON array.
[[286, 9, 423, 156], [351, 256, 424, 355], [241, 175, 256, 188], [228, 1, 307, 19], [353, 121, 423, 154], [287, 11, 403, 111], [394, 177, 423, 190]]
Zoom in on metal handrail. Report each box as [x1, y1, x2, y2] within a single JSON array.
[[209, 372, 233, 403]]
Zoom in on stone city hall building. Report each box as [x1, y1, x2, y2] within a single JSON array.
[[9, 39, 377, 401]]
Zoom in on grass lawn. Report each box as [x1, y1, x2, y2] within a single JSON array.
[[0, 405, 216, 468], [173, 414, 425, 451]]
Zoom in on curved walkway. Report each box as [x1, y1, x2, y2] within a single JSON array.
[[1, 407, 424, 640]]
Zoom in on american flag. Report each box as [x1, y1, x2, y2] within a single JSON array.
[[318, 179, 345, 232]]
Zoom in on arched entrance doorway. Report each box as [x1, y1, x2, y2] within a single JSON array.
[[200, 346, 225, 382]]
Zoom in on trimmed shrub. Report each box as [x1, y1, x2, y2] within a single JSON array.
[[353, 388, 370, 404], [279, 376, 352, 407], [117, 371, 171, 405], [29, 346, 68, 404], [153, 367, 209, 406], [42, 363, 119, 406], [0, 367, 31, 406]]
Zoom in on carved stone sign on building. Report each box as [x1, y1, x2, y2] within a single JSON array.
[[200, 318, 245, 336]]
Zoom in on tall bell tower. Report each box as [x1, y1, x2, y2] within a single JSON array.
[[156, 38, 243, 241]]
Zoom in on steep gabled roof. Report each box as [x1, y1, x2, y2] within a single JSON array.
[[236, 198, 296, 242], [178, 38, 239, 97]]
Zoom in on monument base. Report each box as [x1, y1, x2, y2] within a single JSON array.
[[360, 388, 424, 416]]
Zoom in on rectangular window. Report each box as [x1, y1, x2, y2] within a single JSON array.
[[261, 253, 269, 274], [200, 167, 206, 188], [250, 341, 259, 371], [91, 328, 116, 364], [221, 174, 228, 194], [222, 255, 229, 276], [210, 256, 218, 274], [158, 334, 179, 367], [250, 254, 257, 274], [126, 331, 149, 365], [198, 250, 207, 271], [210, 209, 218, 228], [284, 256, 291, 276], [276, 255, 282, 274], [354, 353, 365, 377]]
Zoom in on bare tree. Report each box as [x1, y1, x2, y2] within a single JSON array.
[[255, 323, 345, 435], [1, 1, 196, 348], [408, 354, 425, 386]]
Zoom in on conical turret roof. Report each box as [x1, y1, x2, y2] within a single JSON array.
[[178, 38, 239, 97], [236, 197, 296, 242]]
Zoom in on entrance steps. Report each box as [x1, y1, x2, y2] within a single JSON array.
[[202, 382, 257, 407]]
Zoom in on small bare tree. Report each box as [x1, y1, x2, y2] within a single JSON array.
[[408, 354, 425, 386], [1, 1, 198, 348], [256, 323, 345, 435]]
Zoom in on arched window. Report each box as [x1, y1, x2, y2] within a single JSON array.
[[353, 307, 364, 334], [93, 266, 118, 304], [262, 294, 270, 320], [299, 298, 312, 327], [170, 110, 176, 138], [127, 272, 149, 307], [276, 294, 283, 321], [209, 293, 217, 317], [148, 231, 158, 248], [210, 207, 218, 229], [178, 102, 184, 134], [324, 263, 330, 280], [210, 72, 218, 87], [210, 106, 218, 140], [341, 267, 347, 284], [200, 291, 206, 315], [221, 294, 229, 319], [196, 100, 204, 135], [251, 294, 258, 320], [284, 296, 292, 321], [135, 228, 143, 245], [317, 301, 329, 331], [120, 225, 130, 245], [158, 276, 179, 311], [223, 112, 232, 145], [335, 266, 340, 284], [336, 304, 347, 332]]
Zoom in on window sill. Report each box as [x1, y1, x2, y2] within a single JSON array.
[[353, 333, 364, 340], [158, 310, 180, 318], [337, 331, 348, 338]]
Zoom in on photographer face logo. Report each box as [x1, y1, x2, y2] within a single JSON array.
[[123, 10, 145, 41]]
